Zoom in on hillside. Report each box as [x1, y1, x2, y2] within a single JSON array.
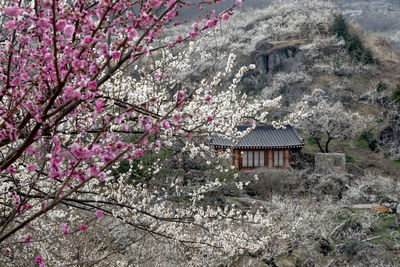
[[184, 0, 400, 175]]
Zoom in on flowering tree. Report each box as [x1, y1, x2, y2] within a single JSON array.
[[0, 0, 310, 265], [295, 89, 366, 153]]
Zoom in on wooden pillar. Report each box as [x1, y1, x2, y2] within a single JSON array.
[[284, 149, 290, 168], [264, 149, 268, 167], [268, 150, 273, 169]]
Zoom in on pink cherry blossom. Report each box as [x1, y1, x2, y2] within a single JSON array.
[[26, 163, 36, 173], [38, 18, 51, 29], [140, 137, 148, 145], [88, 81, 97, 90], [64, 25, 75, 37], [133, 149, 144, 157], [206, 19, 218, 29], [155, 140, 161, 148], [56, 20, 66, 31], [151, 0, 162, 9], [192, 22, 199, 30], [42, 0, 52, 8], [175, 35, 184, 43], [222, 13, 231, 21], [82, 35, 93, 45], [162, 120, 170, 129], [128, 29, 138, 40], [61, 223, 69, 235], [95, 99, 104, 113], [173, 113, 182, 122], [95, 210, 104, 218], [35, 256, 44, 264], [23, 233, 32, 245], [89, 166, 100, 177], [6, 20, 16, 30], [4, 6, 21, 17], [111, 51, 121, 59], [190, 30, 199, 39]]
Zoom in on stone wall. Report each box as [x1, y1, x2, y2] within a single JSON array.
[[314, 153, 346, 174]]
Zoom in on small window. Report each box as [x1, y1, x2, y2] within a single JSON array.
[[254, 151, 259, 167], [242, 151, 248, 167], [274, 150, 284, 167], [242, 151, 265, 168], [260, 151, 264, 167]]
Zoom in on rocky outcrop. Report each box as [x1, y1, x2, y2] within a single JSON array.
[[379, 115, 400, 157], [251, 39, 300, 74], [241, 40, 303, 95]]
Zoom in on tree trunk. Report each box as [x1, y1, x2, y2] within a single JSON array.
[[316, 138, 325, 153], [325, 138, 332, 153], [325, 132, 333, 153]]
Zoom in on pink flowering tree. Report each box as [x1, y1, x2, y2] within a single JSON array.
[[0, 0, 300, 265]]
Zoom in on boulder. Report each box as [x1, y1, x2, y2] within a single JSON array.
[[367, 136, 379, 152], [376, 96, 390, 108], [255, 39, 274, 51], [379, 115, 400, 157], [251, 40, 299, 74]]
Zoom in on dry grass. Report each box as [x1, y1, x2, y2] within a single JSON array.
[[349, 21, 400, 88], [247, 168, 297, 198]]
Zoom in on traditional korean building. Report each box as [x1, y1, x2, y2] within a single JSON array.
[[209, 125, 305, 170]]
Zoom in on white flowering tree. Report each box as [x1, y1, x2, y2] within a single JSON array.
[[185, 0, 337, 55], [296, 90, 366, 153]]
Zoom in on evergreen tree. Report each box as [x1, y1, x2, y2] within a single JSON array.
[[346, 33, 365, 62], [363, 49, 374, 64], [332, 14, 348, 40]]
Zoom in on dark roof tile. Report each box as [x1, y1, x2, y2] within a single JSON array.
[[209, 125, 305, 149]]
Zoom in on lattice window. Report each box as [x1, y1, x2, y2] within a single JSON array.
[[242, 151, 264, 167]]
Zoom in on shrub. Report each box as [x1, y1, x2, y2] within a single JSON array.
[[306, 136, 318, 145], [345, 154, 354, 163], [248, 169, 297, 197], [376, 81, 388, 93], [363, 49, 374, 64], [354, 131, 373, 150]]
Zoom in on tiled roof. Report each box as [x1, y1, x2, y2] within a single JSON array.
[[209, 125, 305, 149]]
